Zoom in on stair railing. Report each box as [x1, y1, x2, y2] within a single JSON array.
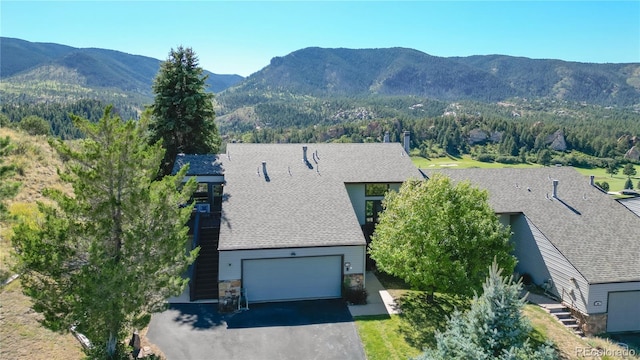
[[189, 211, 201, 301]]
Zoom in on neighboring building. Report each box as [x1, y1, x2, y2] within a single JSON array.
[[174, 141, 421, 306], [618, 196, 640, 217], [424, 167, 640, 334]]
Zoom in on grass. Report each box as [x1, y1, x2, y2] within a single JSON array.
[[0, 128, 84, 359], [0, 280, 84, 360], [412, 154, 542, 169], [356, 271, 639, 360], [355, 314, 422, 360], [412, 154, 640, 192]]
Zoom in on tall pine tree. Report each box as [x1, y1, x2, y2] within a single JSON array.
[[12, 107, 198, 359], [150, 46, 221, 176]]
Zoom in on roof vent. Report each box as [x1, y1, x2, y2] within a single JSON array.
[[384, 131, 390, 143], [552, 179, 559, 198], [302, 146, 313, 169]]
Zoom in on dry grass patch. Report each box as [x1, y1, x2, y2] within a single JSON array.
[[524, 305, 638, 359], [0, 280, 84, 360]]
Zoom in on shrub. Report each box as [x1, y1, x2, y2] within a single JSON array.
[[343, 286, 368, 305], [595, 181, 610, 192], [475, 153, 495, 163], [495, 156, 521, 164], [19, 115, 51, 136]]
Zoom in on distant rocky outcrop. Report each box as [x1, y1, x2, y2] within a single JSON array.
[[625, 146, 640, 161], [469, 128, 489, 144], [546, 129, 567, 151]]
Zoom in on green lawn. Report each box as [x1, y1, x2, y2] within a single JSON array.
[[354, 314, 422, 360], [411, 154, 542, 169], [412, 155, 640, 192], [573, 166, 639, 192], [354, 276, 468, 360]]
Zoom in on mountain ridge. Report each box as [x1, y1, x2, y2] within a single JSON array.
[[0, 37, 244, 97]]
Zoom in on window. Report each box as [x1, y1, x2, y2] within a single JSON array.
[[365, 183, 389, 196], [365, 199, 383, 224]]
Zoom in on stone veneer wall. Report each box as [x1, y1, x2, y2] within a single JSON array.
[[344, 273, 364, 290], [572, 308, 607, 335], [218, 279, 241, 312]]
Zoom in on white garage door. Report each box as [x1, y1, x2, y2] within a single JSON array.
[[243, 256, 342, 302], [607, 291, 640, 332]]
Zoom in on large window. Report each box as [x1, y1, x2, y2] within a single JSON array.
[[365, 183, 389, 196], [365, 200, 383, 224]]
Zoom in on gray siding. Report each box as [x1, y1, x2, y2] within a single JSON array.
[[219, 245, 366, 282], [512, 214, 590, 313], [587, 282, 640, 314]]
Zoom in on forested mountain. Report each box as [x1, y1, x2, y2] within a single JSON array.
[[0, 37, 243, 100], [226, 47, 640, 104], [2, 39, 639, 166]]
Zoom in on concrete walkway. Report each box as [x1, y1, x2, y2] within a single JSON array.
[[524, 291, 565, 311], [348, 271, 400, 317]]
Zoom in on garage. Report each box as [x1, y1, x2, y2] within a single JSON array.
[[242, 256, 343, 303], [607, 291, 640, 332]]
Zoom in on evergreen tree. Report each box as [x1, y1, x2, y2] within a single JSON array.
[[624, 177, 634, 190], [623, 163, 637, 178], [12, 107, 198, 359], [536, 149, 552, 166], [0, 136, 20, 220], [369, 174, 515, 299], [150, 46, 221, 175], [415, 260, 557, 360]]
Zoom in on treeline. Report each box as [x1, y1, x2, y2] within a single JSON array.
[[1, 99, 140, 139], [224, 98, 640, 166]]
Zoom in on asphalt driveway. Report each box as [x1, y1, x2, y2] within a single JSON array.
[[146, 299, 366, 360]]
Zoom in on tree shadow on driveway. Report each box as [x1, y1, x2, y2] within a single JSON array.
[[226, 299, 353, 328], [169, 303, 226, 330]]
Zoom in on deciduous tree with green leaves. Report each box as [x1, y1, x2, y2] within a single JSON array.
[[415, 260, 556, 360], [149, 46, 220, 176], [369, 174, 515, 299], [12, 107, 198, 359]]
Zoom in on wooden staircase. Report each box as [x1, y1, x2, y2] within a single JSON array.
[[190, 216, 220, 301]]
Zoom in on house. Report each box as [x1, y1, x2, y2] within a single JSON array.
[[424, 167, 640, 334], [173, 140, 422, 306]]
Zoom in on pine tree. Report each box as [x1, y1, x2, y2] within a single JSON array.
[[415, 260, 557, 360], [150, 46, 221, 176], [12, 107, 198, 359], [624, 177, 634, 190]]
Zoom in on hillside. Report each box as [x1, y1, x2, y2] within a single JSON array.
[[225, 47, 640, 104], [216, 47, 640, 132], [0, 37, 243, 103]]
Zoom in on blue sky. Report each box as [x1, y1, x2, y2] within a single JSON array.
[[2, 1, 639, 76]]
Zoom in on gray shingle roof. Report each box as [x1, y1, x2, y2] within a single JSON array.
[[618, 197, 640, 218], [218, 143, 423, 250], [172, 154, 223, 176], [423, 167, 640, 284]]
